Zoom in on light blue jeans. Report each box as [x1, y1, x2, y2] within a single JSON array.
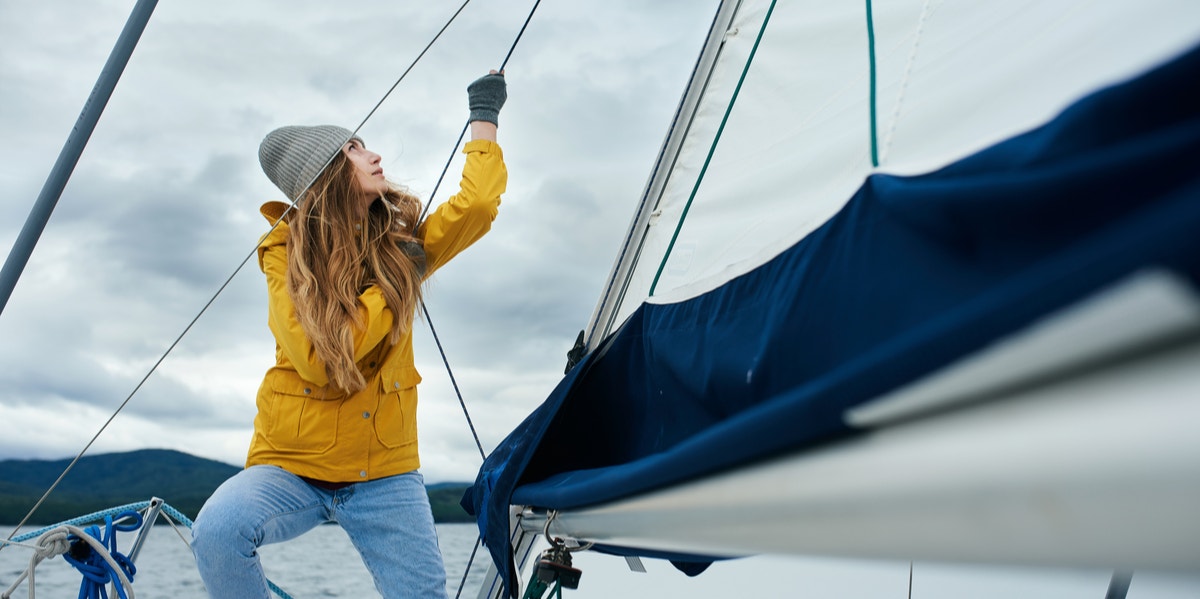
[[191, 465, 447, 598]]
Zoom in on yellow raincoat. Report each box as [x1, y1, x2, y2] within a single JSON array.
[[245, 139, 506, 482]]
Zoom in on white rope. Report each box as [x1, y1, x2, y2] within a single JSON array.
[[0, 526, 134, 599], [0, 539, 41, 551]]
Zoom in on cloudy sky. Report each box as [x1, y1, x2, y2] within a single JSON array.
[[5, 4, 1200, 598], [0, 1, 720, 482]]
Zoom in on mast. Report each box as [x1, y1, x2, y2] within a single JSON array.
[[582, 0, 742, 349], [0, 0, 159, 317]]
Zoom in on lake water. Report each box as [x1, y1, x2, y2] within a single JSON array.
[[0, 522, 488, 598], [7, 521, 1200, 598]]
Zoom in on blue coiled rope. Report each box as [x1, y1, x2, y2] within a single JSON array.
[[6, 500, 296, 599], [61, 511, 142, 599]]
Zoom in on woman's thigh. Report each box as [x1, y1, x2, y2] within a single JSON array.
[[337, 471, 447, 599], [194, 465, 330, 549]]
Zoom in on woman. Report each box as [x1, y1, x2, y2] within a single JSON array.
[[191, 71, 508, 599]]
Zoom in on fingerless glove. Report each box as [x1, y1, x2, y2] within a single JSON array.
[[467, 73, 507, 126]]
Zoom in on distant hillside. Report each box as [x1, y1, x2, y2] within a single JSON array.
[[427, 484, 475, 524], [0, 449, 474, 525]]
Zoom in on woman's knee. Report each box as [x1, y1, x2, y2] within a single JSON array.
[[192, 466, 325, 559], [192, 496, 255, 558]]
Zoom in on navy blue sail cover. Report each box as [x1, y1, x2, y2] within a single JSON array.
[[463, 44, 1200, 596]]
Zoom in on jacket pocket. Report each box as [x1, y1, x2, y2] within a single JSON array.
[[264, 376, 342, 454], [375, 366, 422, 448]]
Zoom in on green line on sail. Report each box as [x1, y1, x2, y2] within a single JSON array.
[[866, 0, 880, 167], [649, 0, 779, 297]]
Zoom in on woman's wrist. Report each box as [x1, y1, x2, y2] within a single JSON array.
[[470, 120, 498, 142]]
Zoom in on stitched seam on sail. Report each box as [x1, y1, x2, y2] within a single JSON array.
[[649, 0, 781, 297]]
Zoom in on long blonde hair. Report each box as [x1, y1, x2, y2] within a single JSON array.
[[285, 152, 425, 393]]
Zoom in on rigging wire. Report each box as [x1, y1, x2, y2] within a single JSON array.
[[418, 2, 543, 594], [647, 0, 779, 297], [414, 0, 542, 462], [423, 301, 488, 462], [8, 0, 547, 592], [415, 3, 542, 595], [3, 0, 477, 544], [347, 1, 472, 141], [453, 538, 485, 599], [865, 0, 880, 167], [3, 0, 546, 592], [417, 0, 539, 223]]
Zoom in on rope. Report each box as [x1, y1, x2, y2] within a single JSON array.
[[5, 0, 542, 594], [349, 1, 473, 141], [648, 0, 780, 296], [158, 503, 193, 528], [3, 1, 479, 541], [520, 575, 562, 599], [452, 536, 484, 599], [422, 300, 487, 461], [3, 503, 152, 599], [9, 502, 151, 545], [62, 513, 143, 599], [1, 499, 297, 599], [2, 512, 144, 599], [420, 4, 545, 594], [414, 0, 543, 465], [2, 525, 137, 599], [1, 532, 66, 599], [418, 0, 540, 225], [865, 0, 880, 168]]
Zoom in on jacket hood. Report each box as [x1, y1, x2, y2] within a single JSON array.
[[257, 201, 292, 270]]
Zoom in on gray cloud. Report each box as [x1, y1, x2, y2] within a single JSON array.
[[0, 1, 721, 478]]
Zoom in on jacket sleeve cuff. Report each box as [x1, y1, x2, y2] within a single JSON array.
[[462, 139, 503, 157]]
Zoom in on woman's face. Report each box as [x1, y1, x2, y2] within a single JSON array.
[[343, 139, 388, 201]]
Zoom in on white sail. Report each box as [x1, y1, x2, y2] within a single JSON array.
[[474, 1, 1200, 597], [589, 0, 1200, 335]]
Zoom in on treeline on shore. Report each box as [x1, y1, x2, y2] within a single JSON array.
[[0, 449, 474, 526]]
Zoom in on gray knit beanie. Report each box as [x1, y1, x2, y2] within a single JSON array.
[[258, 125, 362, 202]]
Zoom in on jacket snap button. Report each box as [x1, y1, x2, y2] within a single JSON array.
[[303, 388, 311, 394], [394, 382, 401, 389], [359, 471, 367, 478], [362, 411, 370, 419]]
